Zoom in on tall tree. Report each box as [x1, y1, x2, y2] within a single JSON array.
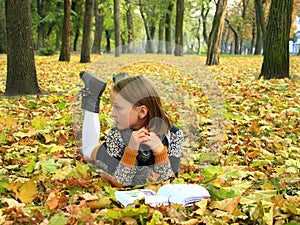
[[72, 0, 84, 51], [59, 0, 72, 61], [80, 0, 94, 63], [174, 0, 184, 56], [0, 0, 6, 53], [105, 29, 112, 53], [206, 0, 228, 65], [114, 0, 121, 57], [37, 0, 46, 49], [5, 0, 40, 95], [165, 0, 173, 54], [259, 0, 293, 79], [158, 16, 165, 54], [138, 0, 156, 53], [226, 0, 250, 54], [254, 0, 267, 55], [92, 0, 105, 54], [126, 0, 135, 53], [201, 0, 212, 46]]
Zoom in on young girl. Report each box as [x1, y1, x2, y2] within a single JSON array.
[[79, 72, 183, 187]]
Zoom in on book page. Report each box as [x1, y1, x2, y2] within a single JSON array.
[[145, 184, 210, 206], [114, 189, 156, 207]]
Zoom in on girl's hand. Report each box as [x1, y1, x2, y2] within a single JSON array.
[[128, 127, 150, 151], [143, 132, 164, 155]]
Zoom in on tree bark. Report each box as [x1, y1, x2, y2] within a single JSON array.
[[196, 18, 201, 54], [224, 28, 230, 54], [37, 0, 46, 49], [158, 16, 165, 54], [5, 0, 40, 95], [255, 0, 266, 37], [174, 0, 184, 56], [72, 0, 82, 51], [165, 1, 173, 54], [92, 0, 105, 54], [138, 0, 155, 53], [59, 0, 72, 62], [105, 29, 112, 53], [259, 0, 293, 79], [0, 5, 6, 53], [225, 18, 239, 54], [250, 17, 255, 54], [114, 0, 121, 57], [126, 0, 135, 53], [80, 0, 94, 63], [206, 0, 228, 65], [201, 0, 212, 46], [254, 0, 264, 54]]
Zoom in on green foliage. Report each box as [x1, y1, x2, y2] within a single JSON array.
[[39, 41, 56, 56]]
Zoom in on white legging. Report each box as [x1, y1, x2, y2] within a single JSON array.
[[82, 111, 100, 158]]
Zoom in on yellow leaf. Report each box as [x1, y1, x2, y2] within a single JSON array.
[[87, 197, 112, 210], [193, 199, 208, 216], [209, 196, 241, 213], [18, 180, 37, 203]]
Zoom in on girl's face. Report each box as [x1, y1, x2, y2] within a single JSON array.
[[110, 91, 147, 130]]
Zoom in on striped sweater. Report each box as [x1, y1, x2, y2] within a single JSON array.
[[92, 126, 183, 187]]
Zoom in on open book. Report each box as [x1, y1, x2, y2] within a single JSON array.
[[114, 184, 210, 207]]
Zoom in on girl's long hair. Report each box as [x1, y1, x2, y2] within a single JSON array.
[[113, 76, 172, 135]]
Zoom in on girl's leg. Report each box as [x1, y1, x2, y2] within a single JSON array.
[[79, 71, 106, 157], [82, 110, 100, 157]]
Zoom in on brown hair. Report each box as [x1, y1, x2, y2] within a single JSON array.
[[112, 76, 172, 135]]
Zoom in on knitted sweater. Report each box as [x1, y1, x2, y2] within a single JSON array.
[[92, 126, 183, 187]]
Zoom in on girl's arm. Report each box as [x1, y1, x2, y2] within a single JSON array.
[[153, 128, 184, 180], [93, 128, 138, 187]]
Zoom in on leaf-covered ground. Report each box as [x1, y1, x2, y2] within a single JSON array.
[[0, 54, 299, 225]]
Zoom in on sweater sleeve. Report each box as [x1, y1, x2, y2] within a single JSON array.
[[153, 128, 184, 180], [94, 128, 138, 187]]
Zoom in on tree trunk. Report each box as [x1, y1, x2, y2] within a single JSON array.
[[105, 29, 111, 53], [72, 0, 81, 52], [37, 0, 46, 49], [114, 0, 121, 57], [196, 18, 201, 54], [138, 0, 155, 53], [147, 26, 156, 53], [174, 0, 184, 56], [158, 16, 165, 54], [59, 0, 71, 62], [255, 0, 266, 37], [92, 0, 105, 54], [254, 0, 263, 54], [224, 28, 230, 54], [80, 0, 94, 63], [165, 1, 173, 54], [73, 26, 80, 51], [226, 18, 240, 54], [5, 0, 40, 96], [259, 0, 293, 79], [206, 0, 228, 65], [0, 8, 6, 53], [56, 29, 61, 50], [201, 0, 211, 46], [126, 0, 135, 53], [250, 17, 255, 54], [220, 28, 227, 54]]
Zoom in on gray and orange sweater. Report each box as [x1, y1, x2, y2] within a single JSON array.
[[91, 126, 183, 187]]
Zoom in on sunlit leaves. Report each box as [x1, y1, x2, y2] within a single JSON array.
[[0, 54, 299, 224]]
